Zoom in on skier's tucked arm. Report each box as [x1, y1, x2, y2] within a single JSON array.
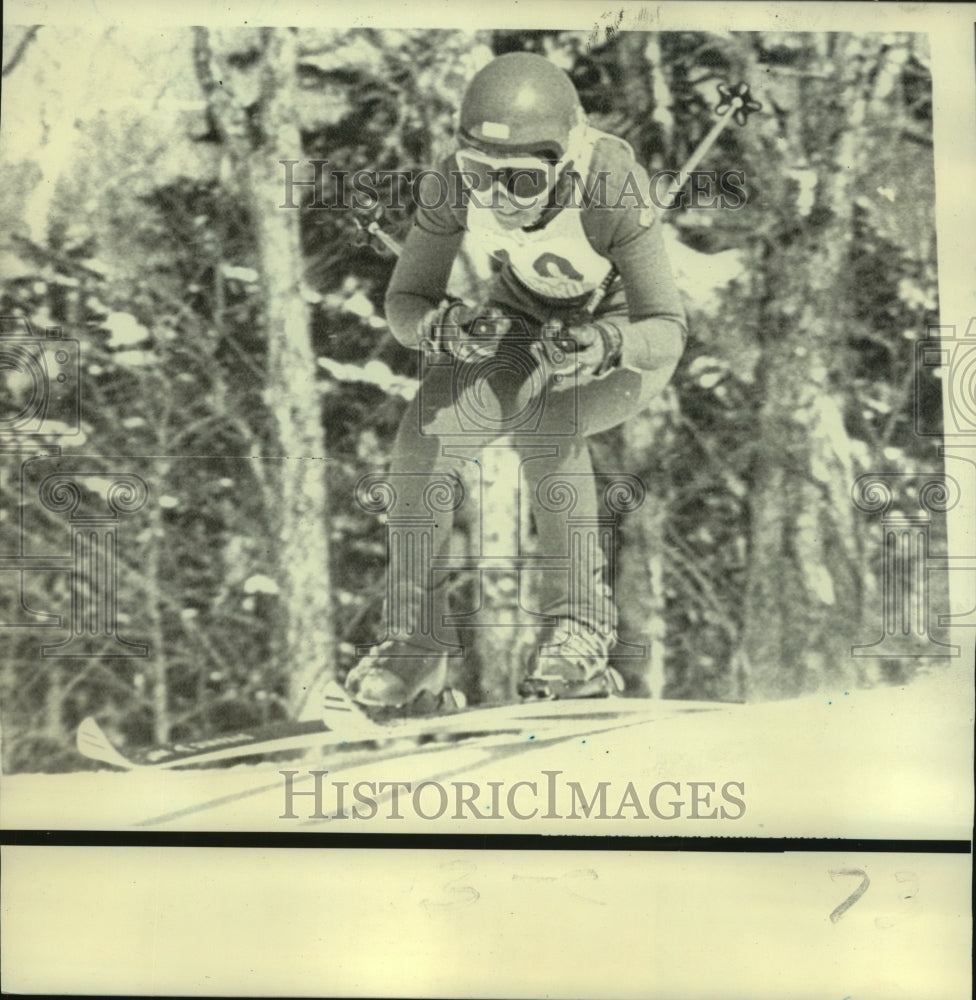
[[580, 154, 688, 377], [606, 219, 687, 373], [384, 226, 463, 349], [384, 168, 465, 350]]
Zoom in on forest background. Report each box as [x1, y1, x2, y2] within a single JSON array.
[[0, 24, 951, 771]]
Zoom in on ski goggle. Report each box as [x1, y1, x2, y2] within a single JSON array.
[[456, 149, 561, 203]]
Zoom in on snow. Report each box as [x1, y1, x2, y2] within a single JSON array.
[[242, 573, 279, 595], [102, 311, 150, 348], [1, 668, 970, 836]]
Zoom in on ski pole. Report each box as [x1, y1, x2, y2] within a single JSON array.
[[350, 202, 403, 257], [580, 81, 762, 318]]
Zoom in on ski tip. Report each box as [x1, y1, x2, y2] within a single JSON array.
[[322, 681, 385, 735], [76, 717, 136, 770]]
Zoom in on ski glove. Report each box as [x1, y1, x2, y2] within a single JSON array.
[[421, 299, 512, 362], [539, 319, 624, 378]]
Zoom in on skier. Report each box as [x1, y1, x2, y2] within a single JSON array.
[[345, 51, 687, 710]]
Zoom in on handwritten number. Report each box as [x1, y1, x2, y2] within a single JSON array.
[[828, 868, 871, 923], [422, 860, 479, 912], [512, 868, 606, 905]]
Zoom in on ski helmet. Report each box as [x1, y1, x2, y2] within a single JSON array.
[[458, 52, 583, 161]]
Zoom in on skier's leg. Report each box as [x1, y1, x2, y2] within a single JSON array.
[[346, 361, 501, 708], [514, 360, 663, 696]]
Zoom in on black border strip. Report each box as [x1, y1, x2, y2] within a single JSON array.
[[1, 831, 971, 851]]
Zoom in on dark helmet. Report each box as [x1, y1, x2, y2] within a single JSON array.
[[458, 52, 583, 161]]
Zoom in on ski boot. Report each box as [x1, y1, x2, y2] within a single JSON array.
[[344, 638, 466, 720], [517, 618, 623, 700]]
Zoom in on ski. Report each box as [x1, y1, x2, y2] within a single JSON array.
[[77, 682, 504, 770], [76, 714, 344, 771], [76, 680, 685, 771]]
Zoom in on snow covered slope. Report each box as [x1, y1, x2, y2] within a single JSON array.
[[1, 669, 971, 837]]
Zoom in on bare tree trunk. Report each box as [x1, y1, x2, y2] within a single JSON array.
[[616, 400, 671, 698], [471, 444, 533, 703], [43, 667, 63, 740], [740, 36, 874, 700], [194, 27, 334, 717], [145, 468, 171, 744]]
